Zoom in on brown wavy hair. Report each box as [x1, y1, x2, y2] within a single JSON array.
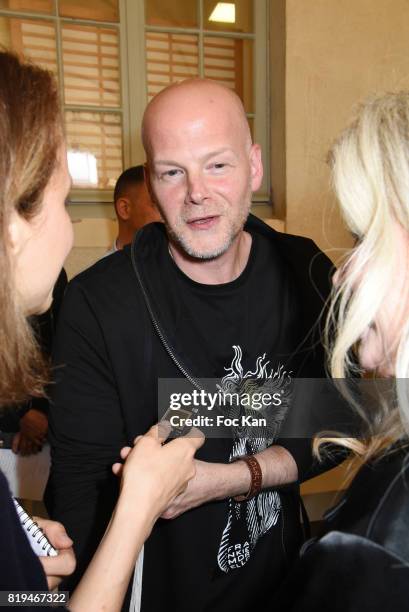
[[0, 50, 63, 406]]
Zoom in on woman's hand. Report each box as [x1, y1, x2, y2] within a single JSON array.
[[112, 423, 204, 522], [34, 518, 76, 590]]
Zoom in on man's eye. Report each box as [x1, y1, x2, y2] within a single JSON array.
[[209, 163, 228, 172], [162, 169, 182, 179]]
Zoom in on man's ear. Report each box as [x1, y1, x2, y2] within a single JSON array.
[[249, 144, 263, 192], [116, 197, 131, 221], [7, 209, 32, 257]]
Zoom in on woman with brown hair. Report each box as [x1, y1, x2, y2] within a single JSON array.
[[0, 50, 203, 610]]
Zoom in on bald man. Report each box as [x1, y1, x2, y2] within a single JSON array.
[[47, 80, 340, 611], [105, 165, 161, 256]]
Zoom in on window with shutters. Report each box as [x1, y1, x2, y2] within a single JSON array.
[[0, 0, 270, 205]]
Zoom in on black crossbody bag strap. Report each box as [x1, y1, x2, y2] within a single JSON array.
[[130, 231, 204, 397]]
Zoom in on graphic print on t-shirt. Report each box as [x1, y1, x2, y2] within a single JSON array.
[[216, 346, 292, 573]]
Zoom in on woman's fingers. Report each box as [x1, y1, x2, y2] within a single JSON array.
[[112, 462, 122, 476], [142, 421, 172, 445], [112, 446, 132, 476], [120, 446, 132, 459], [34, 517, 73, 549], [34, 518, 76, 590], [39, 548, 76, 590]]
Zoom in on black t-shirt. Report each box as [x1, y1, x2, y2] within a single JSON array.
[[162, 231, 300, 377], [141, 230, 309, 610]]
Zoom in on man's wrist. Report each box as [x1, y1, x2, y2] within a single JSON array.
[[257, 445, 298, 487], [216, 460, 252, 500], [233, 456, 263, 501], [217, 445, 298, 500]]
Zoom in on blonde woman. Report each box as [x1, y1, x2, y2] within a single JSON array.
[[277, 93, 409, 610], [0, 50, 203, 611]]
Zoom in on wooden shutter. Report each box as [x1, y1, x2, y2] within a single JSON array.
[[145, 31, 243, 101], [61, 23, 120, 108], [204, 36, 242, 97], [10, 18, 57, 74], [145, 32, 199, 100]]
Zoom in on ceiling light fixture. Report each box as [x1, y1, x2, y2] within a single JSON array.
[[209, 2, 236, 24]]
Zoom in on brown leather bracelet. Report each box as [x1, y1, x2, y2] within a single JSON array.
[[233, 455, 263, 502]]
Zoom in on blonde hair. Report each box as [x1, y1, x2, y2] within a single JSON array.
[[0, 50, 63, 405], [317, 92, 409, 462]]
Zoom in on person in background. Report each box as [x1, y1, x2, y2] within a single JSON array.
[[0, 268, 67, 455], [0, 49, 202, 612], [276, 92, 409, 610], [105, 165, 161, 256]]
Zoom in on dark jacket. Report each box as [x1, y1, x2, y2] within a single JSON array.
[[276, 446, 409, 611], [46, 216, 341, 611]]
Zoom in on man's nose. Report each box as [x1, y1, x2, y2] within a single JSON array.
[[186, 173, 210, 205]]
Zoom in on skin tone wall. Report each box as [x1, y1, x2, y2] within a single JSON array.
[[278, 0, 409, 262]]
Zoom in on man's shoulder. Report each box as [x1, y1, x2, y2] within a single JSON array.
[[246, 214, 330, 261], [246, 214, 334, 295], [71, 248, 132, 292], [61, 249, 140, 325]]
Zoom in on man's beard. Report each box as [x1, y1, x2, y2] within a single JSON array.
[[166, 223, 238, 260], [162, 197, 252, 261]]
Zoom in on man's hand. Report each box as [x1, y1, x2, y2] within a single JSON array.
[[35, 518, 76, 590], [12, 409, 48, 455], [160, 459, 251, 519]]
